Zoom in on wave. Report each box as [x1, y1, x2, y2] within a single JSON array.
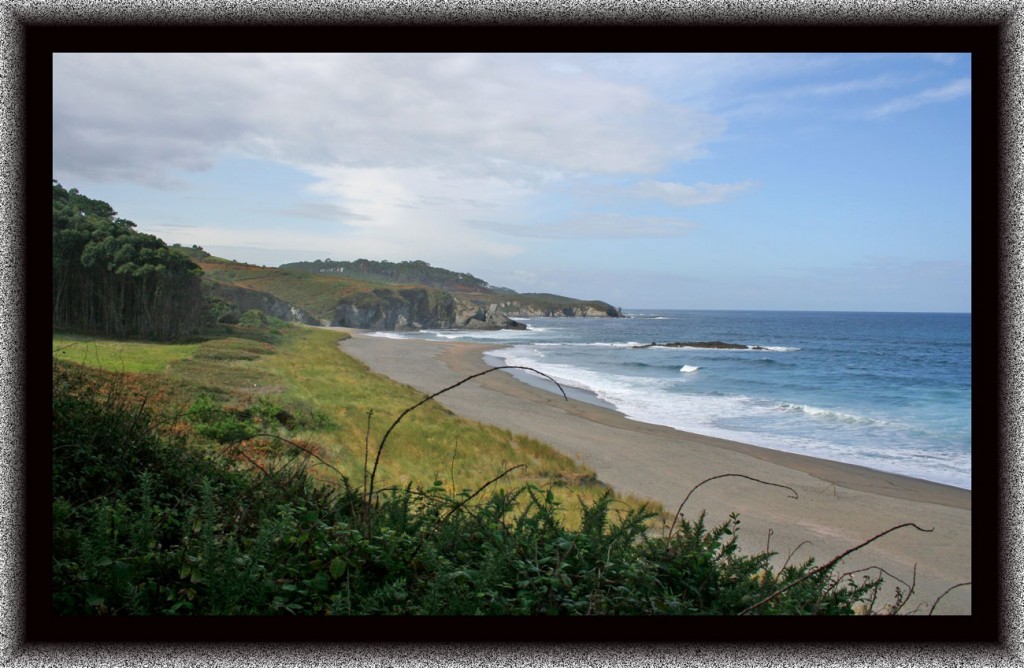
[[643, 343, 801, 352], [416, 328, 543, 341], [483, 347, 969, 489], [775, 402, 894, 427], [531, 341, 644, 349], [366, 331, 413, 340]]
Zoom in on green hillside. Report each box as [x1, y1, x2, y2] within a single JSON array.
[[280, 258, 498, 293], [52, 181, 619, 336], [281, 257, 621, 319]]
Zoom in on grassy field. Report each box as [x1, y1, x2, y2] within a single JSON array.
[[54, 323, 659, 526], [53, 333, 203, 373]]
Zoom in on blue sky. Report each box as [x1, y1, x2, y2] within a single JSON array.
[[52, 53, 971, 312]]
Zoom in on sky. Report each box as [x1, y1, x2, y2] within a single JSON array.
[[52, 53, 972, 312]]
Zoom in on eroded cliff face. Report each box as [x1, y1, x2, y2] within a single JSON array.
[[329, 289, 525, 331], [206, 284, 323, 325], [499, 303, 621, 318], [211, 283, 615, 332]]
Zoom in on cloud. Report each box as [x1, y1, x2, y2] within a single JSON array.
[[629, 180, 755, 207], [865, 78, 971, 118], [270, 201, 371, 223], [54, 53, 724, 184], [52, 53, 730, 268], [485, 213, 698, 239]]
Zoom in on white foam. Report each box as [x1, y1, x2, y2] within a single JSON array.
[[776, 402, 896, 427], [651, 344, 800, 352], [366, 331, 413, 340], [680, 365, 701, 373], [483, 345, 970, 490], [417, 328, 543, 341]]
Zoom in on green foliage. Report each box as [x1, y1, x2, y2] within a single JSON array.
[[280, 258, 493, 292], [53, 359, 881, 616], [204, 296, 240, 325], [239, 309, 270, 328], [52, 181, 205, 339]]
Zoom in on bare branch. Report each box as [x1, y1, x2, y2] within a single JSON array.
[[669, 473, 799, 537], [929, 582, 971, 615], [366, 365, 567, 511], [738, 522, 934, 615]]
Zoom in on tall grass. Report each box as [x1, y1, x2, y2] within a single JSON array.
[[54, 324, 654, 527], [244, 326, 648, 523]]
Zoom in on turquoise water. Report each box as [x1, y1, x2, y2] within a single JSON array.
[[372, 310, 972, 490]]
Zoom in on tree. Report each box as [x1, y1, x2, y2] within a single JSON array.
[[52, 181, 206, 339]]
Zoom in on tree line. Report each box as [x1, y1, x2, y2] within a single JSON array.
[[281, 258, 498, 293], [52, 181, 205, 340]]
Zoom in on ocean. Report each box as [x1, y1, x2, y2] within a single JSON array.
[[369, 310, 972, 490]]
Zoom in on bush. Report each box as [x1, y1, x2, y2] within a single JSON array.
[[239, 309, 269, 328]]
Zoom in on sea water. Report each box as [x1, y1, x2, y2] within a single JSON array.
[[369, 310, 971, 490]]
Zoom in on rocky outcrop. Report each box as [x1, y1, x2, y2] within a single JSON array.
[[483, 299, 621, 318], [510, 304, 620, 318], [453, 300, 527, 330], [209, 281, 611, 333], [329, 289, 525, 331], [206, 284, 323, 325]]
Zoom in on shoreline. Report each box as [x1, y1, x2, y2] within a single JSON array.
[[480, 347, 971, 506], [333, 328, 972, 614]]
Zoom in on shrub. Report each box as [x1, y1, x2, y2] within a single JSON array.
[[239, 309, 269, 328]]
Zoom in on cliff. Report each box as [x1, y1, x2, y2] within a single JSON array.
[[488, 299, 622, 319], [329, 288, 524, 331], [205, 283, 323, 326], [197, 254, 618, 332]]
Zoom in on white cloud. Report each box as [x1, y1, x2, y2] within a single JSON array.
[[53, 53, 729, 267], [54, 53, 723, 183], [865, 77, 971, 118]]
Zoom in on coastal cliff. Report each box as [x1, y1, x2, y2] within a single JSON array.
[[330, 289, 525, 331], [205, 283, 323, 326], [197, 254, 619, 332]]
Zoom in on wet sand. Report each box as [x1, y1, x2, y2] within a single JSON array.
[[334, 328, 972, 615]]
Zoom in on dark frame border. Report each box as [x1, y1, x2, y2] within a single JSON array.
[[4, 4, 1014, 665]]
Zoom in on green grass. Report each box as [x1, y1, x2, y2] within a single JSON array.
[[52, 324, 647, 527], [242, 326, 642, 523], [53, 333, 202, 374]]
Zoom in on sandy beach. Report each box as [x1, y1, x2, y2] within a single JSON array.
[[334, 329, 972, 615]]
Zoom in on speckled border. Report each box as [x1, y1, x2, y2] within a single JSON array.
[[2, 2, 1018, 666]]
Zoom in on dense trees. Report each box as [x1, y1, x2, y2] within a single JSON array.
[[52, 181, 205, 339], [280, 258, 497, 293]]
